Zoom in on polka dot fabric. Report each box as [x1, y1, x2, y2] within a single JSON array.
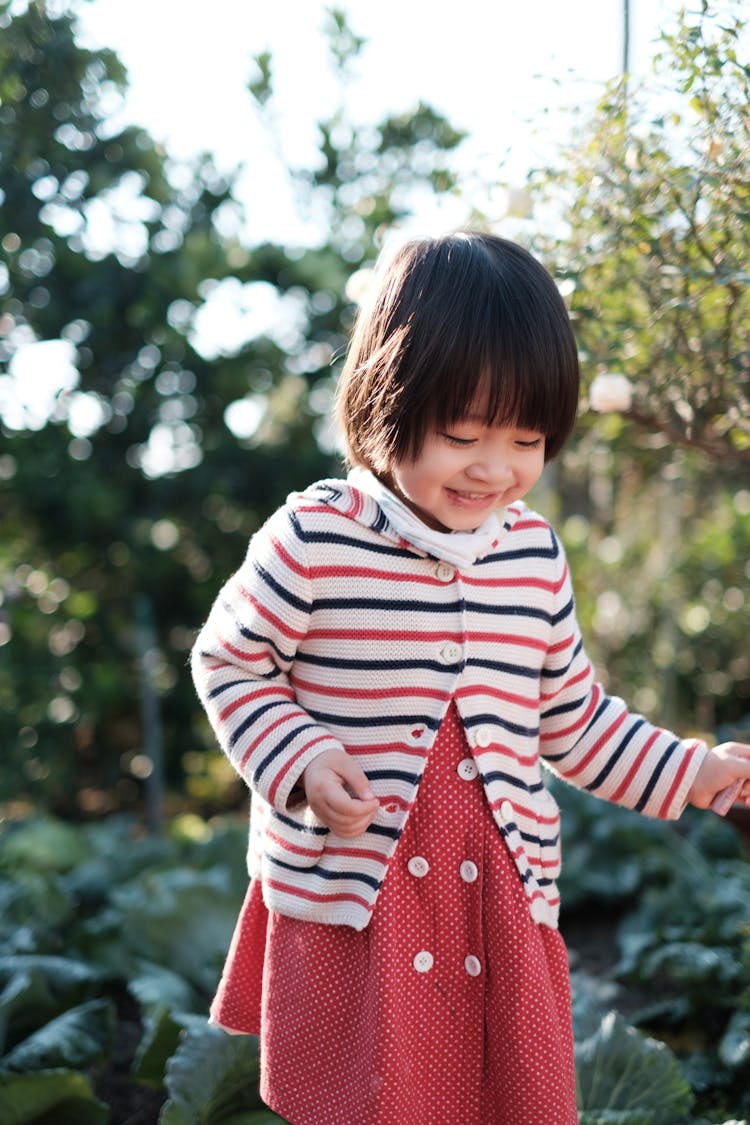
[[211, 703, 578, 1124]]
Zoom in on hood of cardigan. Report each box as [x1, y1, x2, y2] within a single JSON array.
[[294, 476, 526, 567]]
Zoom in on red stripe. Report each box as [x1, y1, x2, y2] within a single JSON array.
[[477, 742, 540, 768], [266, 878, 373, 912], [219, 684, 294, 723], [325, 845, 389, 863], [489, 797, 558, 824], [216, 635, 268, 664], [463, 572, 566, 594], [290, 675, 448, 703], [236, 583, 306, 642], [656, 742, 699, 817], [267, 733, 334, 805], [540, 682, 601, 744], [540, 664, 590, 701], [306, 627, 464, 642], [559, 705, 628, 779], [609, 729, 661, 803], [239, 711, 300, 770], [265, 829, 321, 859], [455, 683, 539, 710]]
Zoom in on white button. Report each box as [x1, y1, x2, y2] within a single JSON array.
[[407, 855, 430, 878], [440, 642, 462, 665], [530, 898, 549, 925], [460, 860, 478, 883], [474, 725, 492, 748], [413, 950, 434, 973], [500, 800, 514, 820], [436, 563, 455, 582], [464, 954, 482, 977], [457, 758, 479, 781]]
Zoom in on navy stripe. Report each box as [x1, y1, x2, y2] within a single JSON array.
[[541, 694, 610, 763], [273, 810, 328, 836], [585, 718, 644, 793], [540, 692, 589, 720], [467, 657, 540, 680], [297, 652, 463, 674], [291, 512, 420, 559], [635, 739, 679, 811], [311, 596, 465, 613], [252, 721, 321, 782], [253, 560, 312, 614], [465, 713, 540, 739], [206, 672, 282, 701], [268, 856, 382, 892], [483, 770, 546, 795], [542, 637, 585, 682], [366, 768, 422, 785], [306, 709, 440, 732], [229, 698, 293, 748]]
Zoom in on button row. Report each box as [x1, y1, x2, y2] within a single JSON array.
[[406, 855, 478, 883], [412, 950, 483, 976]]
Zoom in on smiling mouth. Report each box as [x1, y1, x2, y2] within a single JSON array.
[[447, 488, 499, 504]]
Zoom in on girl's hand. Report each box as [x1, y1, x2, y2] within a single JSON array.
[[688, 742, 750, 813], [301, 749, 381, 837]]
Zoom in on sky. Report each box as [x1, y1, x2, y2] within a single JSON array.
[[1, 0, 696, 446], [75, 0, 690, 243]]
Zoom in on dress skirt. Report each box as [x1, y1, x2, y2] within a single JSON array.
[[210, 703, 578, 1125]]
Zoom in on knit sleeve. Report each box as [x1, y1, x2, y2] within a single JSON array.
[[190, 503, 344, 813], [538, 529, 707, 819]]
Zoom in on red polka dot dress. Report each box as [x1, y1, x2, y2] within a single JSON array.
[[211, 702, 578, 1125]]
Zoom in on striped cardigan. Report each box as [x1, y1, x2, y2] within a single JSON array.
[[191, 479, 707, 931]]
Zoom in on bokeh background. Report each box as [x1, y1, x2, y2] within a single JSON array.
[[1, 1, 749, 1121]]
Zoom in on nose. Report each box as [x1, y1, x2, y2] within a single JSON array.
[[466, 456, 514, 486]]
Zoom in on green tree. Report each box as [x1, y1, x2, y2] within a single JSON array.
[[0, 1, 465, 816], [522, 0, 750, 734]]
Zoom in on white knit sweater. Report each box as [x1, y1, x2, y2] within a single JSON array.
[[191, 478, 707, 930]]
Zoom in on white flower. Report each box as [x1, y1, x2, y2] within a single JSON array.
[[589, 373, 633, 413]]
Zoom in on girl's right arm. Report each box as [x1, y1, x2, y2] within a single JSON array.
[[191, 505, 360, 820]]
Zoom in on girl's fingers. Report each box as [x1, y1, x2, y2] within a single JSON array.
[[710, 779, 743, 816]]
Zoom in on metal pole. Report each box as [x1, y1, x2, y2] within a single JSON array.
[[135, 593, 164, 836]]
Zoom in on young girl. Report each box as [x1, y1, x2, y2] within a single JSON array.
[[191, 231, 750, 1125]]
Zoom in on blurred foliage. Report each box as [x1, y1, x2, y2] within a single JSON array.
[[521, 0, 750, 735], [0, 807, 747, 1121], [0, 0, 463, 815], [0, 0, 748, 823]]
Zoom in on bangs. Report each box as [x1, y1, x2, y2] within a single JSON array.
[[395, 236, 580, 462], [337, 233, 580, 470]]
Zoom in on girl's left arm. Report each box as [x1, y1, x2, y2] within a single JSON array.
[[537, 531, 746, 819]]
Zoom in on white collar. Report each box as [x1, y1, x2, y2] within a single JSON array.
[[348, 468, 502, 568]]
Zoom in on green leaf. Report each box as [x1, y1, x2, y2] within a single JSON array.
[[719, 1008, 750, 1069], [0, 970, 57, 1054], [128, 961, 197, 1015], [133, 1008, 206, 1088], [2, 999, 115, 1071], [0, 819, 90, 874], [163, 1023, 264, 1122], [111, 867, 240, 992], [0, 956, 105, 1006], [576, 1011, 694, 1122], [0, 1070, 108, 1125]]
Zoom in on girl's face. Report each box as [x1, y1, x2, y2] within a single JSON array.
[[386, 417, 546, 533]]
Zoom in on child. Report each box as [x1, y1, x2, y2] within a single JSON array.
[[191, 231, 750, 1125]]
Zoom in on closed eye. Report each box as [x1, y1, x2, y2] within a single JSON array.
[[516, 438, 544, 449], [441, 433, 476, 447]]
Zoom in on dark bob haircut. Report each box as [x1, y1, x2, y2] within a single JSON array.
[[336, 231, 580, 471]]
